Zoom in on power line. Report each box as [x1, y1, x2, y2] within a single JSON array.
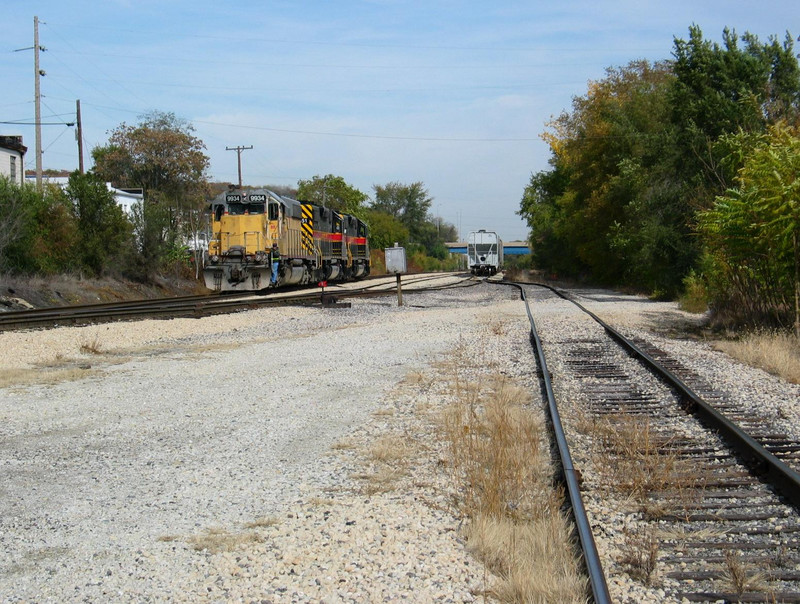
[[0, 120, 74, 125], [54, 99, 539, 142], [197, 119, 538, 142]]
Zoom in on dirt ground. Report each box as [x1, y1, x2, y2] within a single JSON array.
[[0, 273, 209, 311]]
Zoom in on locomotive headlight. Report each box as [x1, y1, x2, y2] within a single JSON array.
[[210, 255, 220, 264]]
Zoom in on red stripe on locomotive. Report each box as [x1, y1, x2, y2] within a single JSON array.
[[313, 232, 344, 242]]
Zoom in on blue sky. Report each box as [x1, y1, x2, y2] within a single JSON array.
[[2, 1, 796, 241]]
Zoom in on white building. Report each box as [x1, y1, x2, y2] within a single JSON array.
[[109, 186, 144, 215], [0, 135, 27, 185], [23, 173, 144, 215]]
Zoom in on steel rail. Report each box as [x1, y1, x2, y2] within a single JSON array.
[[0, 291, 250, 325], [500, 281, 612, 604], [0, 272, 468, 327], [0, 274, 479, 332], [534, 282, 800, 511]]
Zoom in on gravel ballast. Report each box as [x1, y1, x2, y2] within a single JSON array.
[[1, 281, 798, 603], [1, 284, 531, 603]]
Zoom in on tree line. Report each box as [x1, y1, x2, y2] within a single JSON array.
[[0, 113, 461, 282], [518, 26, 800, 334]]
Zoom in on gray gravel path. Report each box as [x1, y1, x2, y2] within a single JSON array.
[[1, 283, 523, 602]]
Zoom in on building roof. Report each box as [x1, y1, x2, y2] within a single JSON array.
[[0, 135, 27, 155]]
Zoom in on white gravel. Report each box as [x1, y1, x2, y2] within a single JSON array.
[[2, 281, 797, 603], [0, 282, 531, 603]]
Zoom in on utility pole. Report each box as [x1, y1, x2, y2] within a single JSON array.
[[13, 17, 47, 187], [34, 16, 44, 189], [76, 99, 84, 174], [226, 145, 252, 188]]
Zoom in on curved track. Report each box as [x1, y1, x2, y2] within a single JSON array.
[[502, 280, 800, 603]]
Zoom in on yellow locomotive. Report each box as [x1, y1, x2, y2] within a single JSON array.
[[204, 188, 369, 292]]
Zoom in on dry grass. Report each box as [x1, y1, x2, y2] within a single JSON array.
[[768, 545, 792, 569], [367, 434, 413, 464], [465, 513, 588, 604], [185, 527, 262, 553], [442, 380, 551, 520], [721, 550, 767, 596], [243, 516, 279, 529], [489, 319, 508, 336], [440, 373, 588, 603], [0, 366, 99, 388], [330, 438, 357, 451], [576, 412, 715, 588], [353, 434, 415, 494], [619, 525, 659, 586], [402, 369, 432, 388], [583, 413, 706, 519], [355, 465, 407, 495], [714, 330, 800, 384], [371, 407, 395, 417], [79, 337, 104, 355]]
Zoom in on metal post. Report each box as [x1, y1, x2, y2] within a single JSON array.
[[396, 273, 403, 307]]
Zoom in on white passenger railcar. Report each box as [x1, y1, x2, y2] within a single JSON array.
[[467, 230, 503, 276]]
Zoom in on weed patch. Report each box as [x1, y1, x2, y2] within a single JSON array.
[[186, 527, 262, 554], [715, 330, 800, 384], [79, 337, 103, 355], [722, 550, 766, 596], [619, 525, 659, 586], [439, 363, 588, 602]]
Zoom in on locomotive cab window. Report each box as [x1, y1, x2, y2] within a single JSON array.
[[247, 202, 265, 215], [227, 202, 246, 215], [268, 202, 280, 221], [213, 204, 224, 221]]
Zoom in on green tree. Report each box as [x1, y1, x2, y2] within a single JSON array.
[[371, 182, 433, 245], [520, 60, 682, 291], [518, 164, 575, 276], [670, 26, 800, 192], [0, 178, 78, 274], [296, 174, 368, 217], [66, 172, 132, 276], [436, 219, 458, 243], [126, 199, 174, 281], [699, 124, 800, 334], [92, 111, 210, 247], [0, 177, 37, 272], [31, 184, 80, 274], [364, 209, 409, 250], [520, 27, 800, 298]]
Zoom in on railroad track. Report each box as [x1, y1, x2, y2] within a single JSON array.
[[0, 272, 475, 331], [9, 274, 798, 601], [503, 281, 800, 604]]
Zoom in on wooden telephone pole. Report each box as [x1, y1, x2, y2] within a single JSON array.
[[226, 145, 252, 188], [34, 16, 44, 188], [76, 99, 84, 174]]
